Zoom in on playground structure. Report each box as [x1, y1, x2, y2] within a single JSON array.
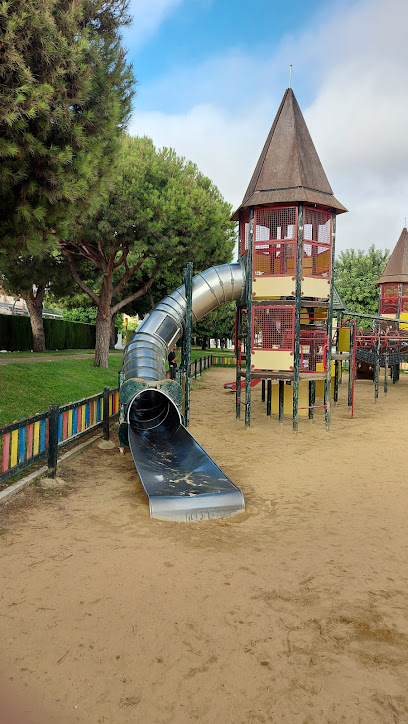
[[231, 88, 347, 430], [118, 88, 407, 523]]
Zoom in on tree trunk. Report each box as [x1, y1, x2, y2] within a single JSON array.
[[94, 282, 112, 368], [110, 312, 117, 349], [201, 335, 208, 350], [23, 287, 46, 352]]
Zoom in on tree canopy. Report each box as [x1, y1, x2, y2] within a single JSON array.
[[334, 245, 389, 321], [194, 303, 236, 349], [61, 135, 236, 366], [0, 0, 134, 253]]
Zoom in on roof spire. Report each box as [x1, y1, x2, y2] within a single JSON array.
[[378, 227, 408, 284], [231, 87, 346, 220], [289, 64, 292, 89]]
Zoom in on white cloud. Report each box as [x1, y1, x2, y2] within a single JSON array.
[[129, 0, 408, 255], [125, 0, 185, 50]]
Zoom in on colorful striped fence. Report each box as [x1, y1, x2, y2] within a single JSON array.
[[211, 355, 237, 367], [0, 387, 119, 485]]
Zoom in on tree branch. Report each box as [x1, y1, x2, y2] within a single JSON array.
[[61, 249, 100, 306], [111, 259, 144, 297], [111, 270, 159, 314]]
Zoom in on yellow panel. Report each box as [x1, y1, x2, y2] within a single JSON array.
[[68, 409, 73, 436], [82, 405, 86, 429], [338, 328, 350, 352], [315, 378, 335, 399], [33, 421, 40, 455], [252, 349, 293, 371], [301, 277, 330, 298], [11, 430, 18, 467], [400, 312, 408, 331], [316, 361, 335, 375], [271, 381, 308, 417], [253, 276, 294, 299]]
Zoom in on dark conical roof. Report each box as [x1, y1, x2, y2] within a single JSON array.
[[377, 227, 408, 284], [232, 88, 347, 220]]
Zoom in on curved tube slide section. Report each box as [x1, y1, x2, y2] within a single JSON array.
[[123, 263, 246, 523], [124, 262, 245, 383]]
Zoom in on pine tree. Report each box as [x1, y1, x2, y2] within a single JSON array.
[[0, 0, 134, 253]]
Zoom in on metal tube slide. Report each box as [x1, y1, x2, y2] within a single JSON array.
[[123, 262, 246, 523], [124, 262, 245, 382]]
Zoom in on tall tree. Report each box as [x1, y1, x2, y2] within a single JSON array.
[[334, 246, 389, 322], [0, 0, 134, 254], [0, 254, 62, 351], [61, 136, 236, 367]]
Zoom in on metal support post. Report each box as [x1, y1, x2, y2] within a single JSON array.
[[103, 386, 110, 440], [235, 305, 242, 419], [374, 321, 380, 402], [261, 379, 265, 402], [325, 214, 336, 431], [183, 262, 193, 427], [308, 381, 315, 419], [47, 404, 60, 478], [293, 204, 303, 431], [384, 350, 388, 394], [245, 208, 254, 428], [266, 380, 272, 416], [279, 380, 284, 422], [348, 327, 355, 408]]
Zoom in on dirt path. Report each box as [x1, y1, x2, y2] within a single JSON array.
[[1, 370, 408, 723], [0, 353, 122, 365]]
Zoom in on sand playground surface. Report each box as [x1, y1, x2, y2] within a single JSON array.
[[1, 368, 408, 723]]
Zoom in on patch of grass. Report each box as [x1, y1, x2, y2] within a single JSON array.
[[0, 357, 122, 427]]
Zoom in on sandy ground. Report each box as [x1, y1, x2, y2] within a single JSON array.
[[1, 369, 408, 724]]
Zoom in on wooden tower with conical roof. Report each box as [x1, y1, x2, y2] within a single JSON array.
[[377, 227, 408, 319], [234, 88, 347, 430]]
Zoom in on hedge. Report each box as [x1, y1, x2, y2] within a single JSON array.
[[0, 315, 96, 352]]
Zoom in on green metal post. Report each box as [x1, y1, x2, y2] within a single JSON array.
[[308, 380, 315, 420], [348, 327, 355, 408], [384, 349, 388, 394], [235, 305, 242, 419], [293, 204, 303, 431], [103, 386, 110, 440], [279, 380, 284, 422], [47, 404, 60, 478], [183, 262, 193, 428], [199, 357, 202, 376], [374, 320, 380, 402], [245, 208, 254, 428], [261, 379, 265, 402], [324, 214, 336, 431], [334, 311, 341, 402], [266, 379, 272, 416]]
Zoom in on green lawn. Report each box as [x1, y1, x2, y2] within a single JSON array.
[[0, 347, 235, 427], [0, 357, 123, 427]]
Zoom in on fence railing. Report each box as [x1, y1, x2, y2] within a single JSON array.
[[0, 387, 119, 485], [1, 356, 235, 486]]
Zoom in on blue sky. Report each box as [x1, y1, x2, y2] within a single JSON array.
[[123, 0, 408, 254]]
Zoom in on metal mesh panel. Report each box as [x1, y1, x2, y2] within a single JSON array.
[[239, 209, 250, 257], [299, 330, 328, 372], [253, 207, 297, 277], [381, 299, 398, 314], [254, 241, 295, 277], [302, 243, 330, 277], [303, 208, 332, 278], [255, 207, 297, 242], [252, 306, 295, 351], [382, 283, 398, 298], [401, 297, 408, 313]]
